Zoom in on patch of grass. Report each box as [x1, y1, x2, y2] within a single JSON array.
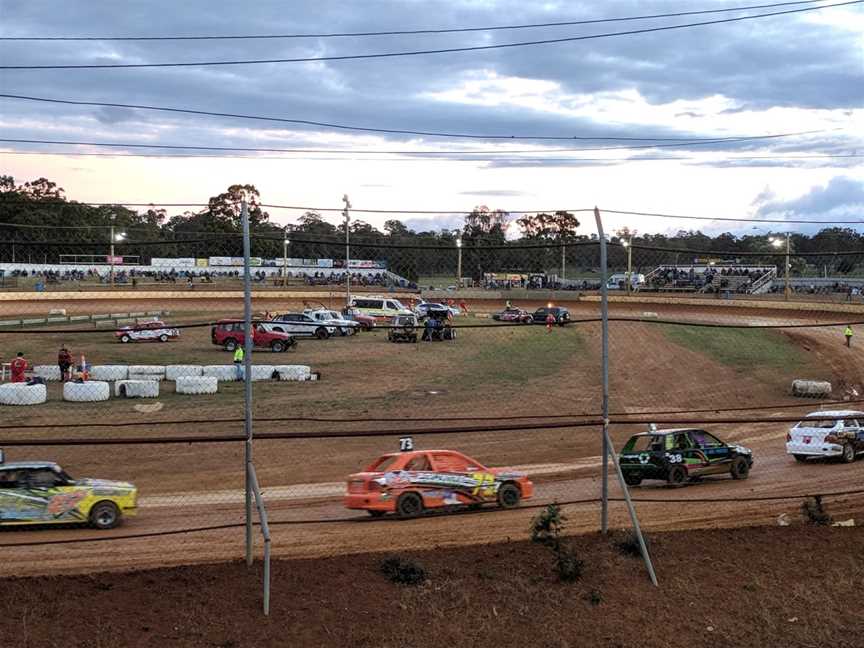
[[379, 556, 427, 585], [612, 530, 648, 558], [801, 495, 833, 526], [661, 325, 806, 370]]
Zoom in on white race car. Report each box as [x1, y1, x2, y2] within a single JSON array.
[[115, 320, 180, 343], [786, 410, 864, 463]]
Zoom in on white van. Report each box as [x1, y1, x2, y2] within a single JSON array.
[[786, 410, 864, 463], [349, 296, 412, 319], [606, 273, 645, 290]]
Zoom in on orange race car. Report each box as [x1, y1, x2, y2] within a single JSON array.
[[344, 440, 534, 518]]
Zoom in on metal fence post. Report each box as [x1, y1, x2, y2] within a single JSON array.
[[594, 207, 610, 534], [242, 200, 254, 567]]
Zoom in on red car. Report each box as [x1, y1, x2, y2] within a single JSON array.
[[345, 443, 534, 518], [211, 319, 296, 353], [342, 307, 376, 332], [115, 320, 180, 343], [492, 308, 533, 324]]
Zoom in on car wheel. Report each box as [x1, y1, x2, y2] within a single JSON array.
[[730, 456, 750, 480], [89, 501, 121, 530], [315, 327, 329, 340], [793, 454, 808, 463], [624, 473, 642, 487], [271, 340, 286, 353], [159, 334, 168, 342], [224, 339, 238, 352], [841, 443, 855, 463], [667, 465, 688, 486], [496, 483, 521, 509], [120, 334, 131, 343], [396, 492, 424, 518]]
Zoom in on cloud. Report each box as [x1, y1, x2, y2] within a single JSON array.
[[458, 189, 531, 197], [402, 214, 467, 233], [754, 176, 864, 223]]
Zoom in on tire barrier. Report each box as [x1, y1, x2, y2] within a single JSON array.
[[275, 365, 313, 381], [90, 365, 129, 382], [250, 365, 278, 381], [128, 365, 166, 380], [0, 383, 48, 406], [63, 381, 110, 402], [114, 380, 160, 399], [792, 379, 832, 398], [165, 365, 203, 380], [175, 376, 219, 395], [32, 365, 62, 382], [202, 365, 240, 382]]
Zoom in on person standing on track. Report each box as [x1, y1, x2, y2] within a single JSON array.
[[10, 351, 27, 383], [233, 345, 245, 381], [845, 324, 853, 348], [57, 345, 73, 382], [545, 312, 555, 333]]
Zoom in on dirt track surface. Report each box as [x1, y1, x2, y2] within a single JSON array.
[[3, 525, 863, 648], [1, 297, 863, 577]]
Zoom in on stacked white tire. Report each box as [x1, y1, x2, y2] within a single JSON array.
[[175, 376, 218, 394], [33, 365, 62, 381], [792, 379, 832, 397], [63, 381, 110, 402], [250, 365, 278, 381], [202, 365, 239, 381], [166, 365, 203, 380], [274, 365, 312, 381], [115, 380, 160, 398], [128, 365, 166, 381], [90, 365, 129, 381], [0, 383, 48, 405]]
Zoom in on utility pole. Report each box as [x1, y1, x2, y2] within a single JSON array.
[[343, 194, 351, 306], [784, 232, 791, 301], [561, 241, 566, 282], [624, 236, 633, 295], [241, 200, 254, 566], [110, 219, 115, 289], [282, 226, 290, 288], [456, 235, 463, 288]]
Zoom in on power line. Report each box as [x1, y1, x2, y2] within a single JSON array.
[[0, 1, 830, 41], [1, 150, 861, 163], [0, 131, 836, 155], [1, 1, 858, 70]]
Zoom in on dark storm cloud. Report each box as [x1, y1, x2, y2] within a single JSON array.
[[0, 1, 862, 152]]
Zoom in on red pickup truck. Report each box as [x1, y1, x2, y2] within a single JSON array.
[[211, 320, 296, 353]]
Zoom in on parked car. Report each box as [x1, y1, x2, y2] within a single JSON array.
[[388, 314, 419, 343], [492, 307, 533, 324], [349, 296, 412, 320], [115, 320, 180, 343], [786, 410, 864, 463], [415, 301, 461, 318], [342, 307, 377, 331], [0, 457, 137, 529], [618, 427, 753, 486], [344, 444, 533, 518], [269, 313, 337, 339], [420, 306, 456, 341], [532, 306, 571, 325], [303, 308, 360, 336], [211, 319, 296, 352]]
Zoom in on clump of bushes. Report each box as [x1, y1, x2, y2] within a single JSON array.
[[613, 530, 648, 558], [801, 495, 833, 526], [379, 556, 427, 585], [530, 503, 583, 582]]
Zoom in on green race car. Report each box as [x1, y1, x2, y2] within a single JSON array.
[[618, 427, 753, 487]]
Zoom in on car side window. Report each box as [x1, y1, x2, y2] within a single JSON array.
[[673, 433, 692, 450], [432, 453, 470, 472], [695, 432, 723, 448], [405, 454, 431, 471], [0, 470, 17, 487], [386, 301, 398, 310], [26, 469, 61, 487]]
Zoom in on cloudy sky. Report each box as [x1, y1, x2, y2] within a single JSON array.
[[1, 0, 862, 236]]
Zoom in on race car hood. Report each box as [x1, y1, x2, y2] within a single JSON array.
[[731, 444, 753, 455], [74, 478, 137, 492]]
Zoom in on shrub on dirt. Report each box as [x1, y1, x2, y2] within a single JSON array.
[[613, 530, 648, 558], [529, 502, 584, 582], [379, 556, 427, 585], [801, 496, 833, 526]]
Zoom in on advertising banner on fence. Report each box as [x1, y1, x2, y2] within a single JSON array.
[[196, 258, 209, 267], [151, 257, 196, 267], [349, 260, 386, 269]]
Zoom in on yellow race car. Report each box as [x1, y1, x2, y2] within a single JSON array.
[[0, 457, 137, 530]]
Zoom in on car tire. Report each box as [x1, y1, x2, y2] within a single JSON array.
[[624, 473, 642, 487], [223, 339, 238, 352], [120, 334, 131, 343], [841, 443, 855, 463], [315, 327, 329, 340], [367, 510, 386, 518], [730, 456, 750, 480], [159, 334, 168, 342], [497, 483, 521, 509], [667, 465, 688, 486], [793, 454, 808, 463], [271, 340, 286, 353], [89, 501, 121, 530], [396, 492, 424, 519]]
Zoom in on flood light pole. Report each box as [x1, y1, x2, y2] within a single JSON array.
[[282, 226, 290, 288], [622, 236, 633, 295], [343, 194, 351, 306], [770, 233, 791, 300], [456, 235, 463, 288], [109, 215, 126, 289]]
